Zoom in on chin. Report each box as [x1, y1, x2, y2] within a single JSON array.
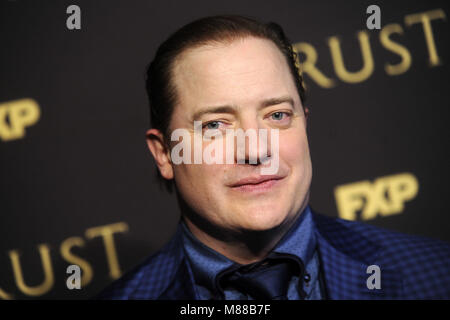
[[237, 206, 288, 232]]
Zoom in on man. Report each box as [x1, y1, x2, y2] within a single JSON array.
[[97, 15, 450, 300]]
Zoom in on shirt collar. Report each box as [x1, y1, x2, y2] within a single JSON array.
[[273, 205, 316, 263], [181, 205, 317, 296]]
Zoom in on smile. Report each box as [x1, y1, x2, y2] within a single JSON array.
[[229, 175, 285, 193]]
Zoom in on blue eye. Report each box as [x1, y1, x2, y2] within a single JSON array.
[[205, 121, 221, 130], [271, 112, 286, 120]]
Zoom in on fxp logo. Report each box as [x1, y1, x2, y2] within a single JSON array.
[[334, 173, 419, 221], [0, 99, 40, 142]]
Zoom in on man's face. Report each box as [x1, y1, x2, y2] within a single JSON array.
[[166, 37, 312, 234]]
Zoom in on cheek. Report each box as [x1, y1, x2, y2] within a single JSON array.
[[279, 130, 312, 202], [173, 162, 224, 192], [279, 129, 310, 166]]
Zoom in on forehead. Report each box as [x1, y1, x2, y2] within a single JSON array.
[[171, 37, 299, 111]]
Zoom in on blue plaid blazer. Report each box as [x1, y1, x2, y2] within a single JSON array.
[[96, 210, 450, 299]]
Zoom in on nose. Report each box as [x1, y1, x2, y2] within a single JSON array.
[[231, 117, 272, 165]]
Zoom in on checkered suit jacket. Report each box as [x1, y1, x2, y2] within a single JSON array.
[[96, 210, 450, 299]]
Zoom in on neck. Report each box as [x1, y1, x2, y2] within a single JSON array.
[[181, 202, 308, 265]]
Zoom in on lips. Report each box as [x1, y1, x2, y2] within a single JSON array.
[[229, 175, 285, 188]]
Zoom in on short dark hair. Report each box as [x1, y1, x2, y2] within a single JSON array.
[[146, 15, 306, 192]]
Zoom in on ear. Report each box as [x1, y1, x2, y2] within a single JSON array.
[[146, 128, 174, 180], [304, 106, 310, 127]]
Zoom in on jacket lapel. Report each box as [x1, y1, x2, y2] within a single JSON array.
[[126, 222, 197, 300], [312, 212, 403, 299], [157, 257, 197, 299], [155, 223, 197, 300]]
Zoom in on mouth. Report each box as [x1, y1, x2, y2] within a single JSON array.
[[228, 175, 285, 193]]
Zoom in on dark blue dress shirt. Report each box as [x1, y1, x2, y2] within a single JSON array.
[[180, 205, 324, 300]]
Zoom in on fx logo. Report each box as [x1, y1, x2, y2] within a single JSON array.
[[66, 265, 81, 290], [334, 173, 419, 221], [0, 99, 40, 142]]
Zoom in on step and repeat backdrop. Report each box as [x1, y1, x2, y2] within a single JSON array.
[[0, 0, 449, 299]]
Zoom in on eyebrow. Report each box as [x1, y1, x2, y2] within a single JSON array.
[[191, 96, 295, 121]]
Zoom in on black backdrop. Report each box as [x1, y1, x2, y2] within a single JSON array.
[[0, 0, 449, 299]]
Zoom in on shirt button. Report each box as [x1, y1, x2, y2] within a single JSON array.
[[304, 273, 311, 283]]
